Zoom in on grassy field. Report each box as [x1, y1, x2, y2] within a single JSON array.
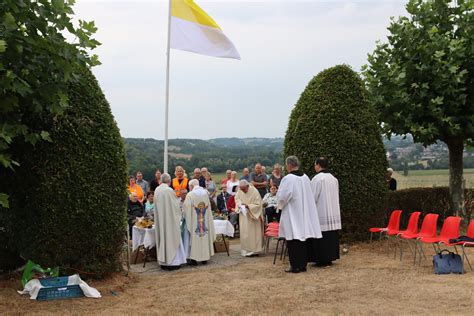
[[394, 168, 474, 189], [210, 169, 474, 190]]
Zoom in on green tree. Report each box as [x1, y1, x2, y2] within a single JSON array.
[[284, 65, 388, 241], [1, 68, 127, 276], [363, 0, 474, 215], [0, 0, 100, 207]]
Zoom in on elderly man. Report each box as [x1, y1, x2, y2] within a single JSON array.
[[386, 168, 397, 191], [240, 168, 250, 181], [183, 179, 216, 265], [310, 157, 342, 267], [277, 156, 322, 273], [136, 171, 149, 200], [250, 163, 268, 198], [154, 173, 187, 271], [235, 180, 264, 257]]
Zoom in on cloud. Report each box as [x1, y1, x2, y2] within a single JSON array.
[[74, 0, 407, 139]]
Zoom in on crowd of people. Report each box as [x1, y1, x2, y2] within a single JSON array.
[[127, 156, 342, 273]]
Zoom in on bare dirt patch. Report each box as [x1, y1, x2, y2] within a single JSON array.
[[1, 241, 473, 315]]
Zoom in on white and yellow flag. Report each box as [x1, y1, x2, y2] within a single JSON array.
[[170, 0, 241, 60]]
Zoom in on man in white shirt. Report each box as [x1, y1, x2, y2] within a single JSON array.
[[277, 156, 322, 273], [310, 157, 342, 267]]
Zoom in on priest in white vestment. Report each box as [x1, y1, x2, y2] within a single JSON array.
[[183, 179, 216, 265], [277, 156, 322, 273], [235, 180, 264, 257], [154, 173, 187, 270], [310, 157, 342, 267]]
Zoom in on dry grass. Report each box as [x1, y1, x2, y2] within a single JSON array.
[[1, 241, 474, 315]]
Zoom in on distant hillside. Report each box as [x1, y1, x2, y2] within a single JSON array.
[[124, 138, 284, 180]]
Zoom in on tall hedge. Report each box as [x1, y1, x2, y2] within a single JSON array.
[[0, 68, 127, 276], [284, 65, 388, 241]]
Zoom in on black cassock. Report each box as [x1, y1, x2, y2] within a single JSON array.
[[308, 230, 340, 266]]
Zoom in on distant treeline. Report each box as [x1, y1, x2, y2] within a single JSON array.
[[124, 138, 284, 180]]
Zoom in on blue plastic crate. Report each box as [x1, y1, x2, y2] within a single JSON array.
[[37, 277, 85, 301]]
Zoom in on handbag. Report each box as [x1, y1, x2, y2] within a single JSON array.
[[433, 249, 463, 274]]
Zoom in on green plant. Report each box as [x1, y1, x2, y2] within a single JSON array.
[[363, 0, 474, 215], [1, 68, 127, 277], [284, 64, 388, 242], [0, 0, 100, 208]]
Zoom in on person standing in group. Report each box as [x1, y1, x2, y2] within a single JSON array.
[[250, 163, 268, 198], [154, 173, 187, 271], [200, 167, 209, 188], [136, 171, 149, 199], [277, 156, 322, 273], [386, 168, 397, 191], [149, 169, 162, 192], [171, 166, 189, 198], [221, 170, 232, 186], [270, 164, 283, 187], [310, 157, 342, 267], [240, 168, 250, 181], [128, 176, 144, 204], [205, 172, 217, 202], [183, 179, 216, 265], [226, 171, 240, 196], [235, 180, 264, 257]]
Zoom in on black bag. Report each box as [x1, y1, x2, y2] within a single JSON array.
[[433, 250, 463, 274]]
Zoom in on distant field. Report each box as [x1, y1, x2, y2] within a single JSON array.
[[209, 169, 474, 190], [393, 168, 474, 189]]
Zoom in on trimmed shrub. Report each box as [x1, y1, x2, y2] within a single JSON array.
[[284, 65, 388, 242], [0, 68, 127, 276], [385, 187, 474, 229]]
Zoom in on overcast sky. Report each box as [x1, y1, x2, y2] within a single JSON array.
[[75, 0, 407, 140]]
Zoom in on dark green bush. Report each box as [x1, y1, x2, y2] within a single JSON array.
[[284, 65, 388, 242], [385, 187, 474, 229], [0, 68, 127, 277]]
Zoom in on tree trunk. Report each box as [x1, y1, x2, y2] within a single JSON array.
[[446, 138, 464, 217]]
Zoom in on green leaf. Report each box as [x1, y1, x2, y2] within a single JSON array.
[[0, 40, 6, 53], [40, 131, 52, 142], [0, 193, 9, 208], [2, 12, 17, 31]]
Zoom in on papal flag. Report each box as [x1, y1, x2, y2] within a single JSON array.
[[170, 0, 241, 60]]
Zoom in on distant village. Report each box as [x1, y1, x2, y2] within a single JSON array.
[[385, 135, 474, 171]]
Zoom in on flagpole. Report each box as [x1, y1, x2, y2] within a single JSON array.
[[164, 0, 172, 174]]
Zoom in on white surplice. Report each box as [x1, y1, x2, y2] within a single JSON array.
[[277, 173, 322, 241], [311, 172, 342, 232]]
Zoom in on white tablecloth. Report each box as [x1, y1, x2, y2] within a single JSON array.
[[132, 220, 234, 251], [132, 226, 156, 251], [213, 219, 235, 237]]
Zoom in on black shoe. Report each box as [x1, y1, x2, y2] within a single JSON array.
[[313, 262, 332, 267], [188, 259, 198, 266], [167, 265, 181, 271], [285, 267, 307, 273], [201, 261, 208, 265]]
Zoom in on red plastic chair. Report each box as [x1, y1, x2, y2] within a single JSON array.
[[400, 213, 439, 264], [396, 212, 421, 260], [369, 210, 403, 241], [264, 222, 285, 264], [442, 219, 474, 271], [417, 216, 461, 265]]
